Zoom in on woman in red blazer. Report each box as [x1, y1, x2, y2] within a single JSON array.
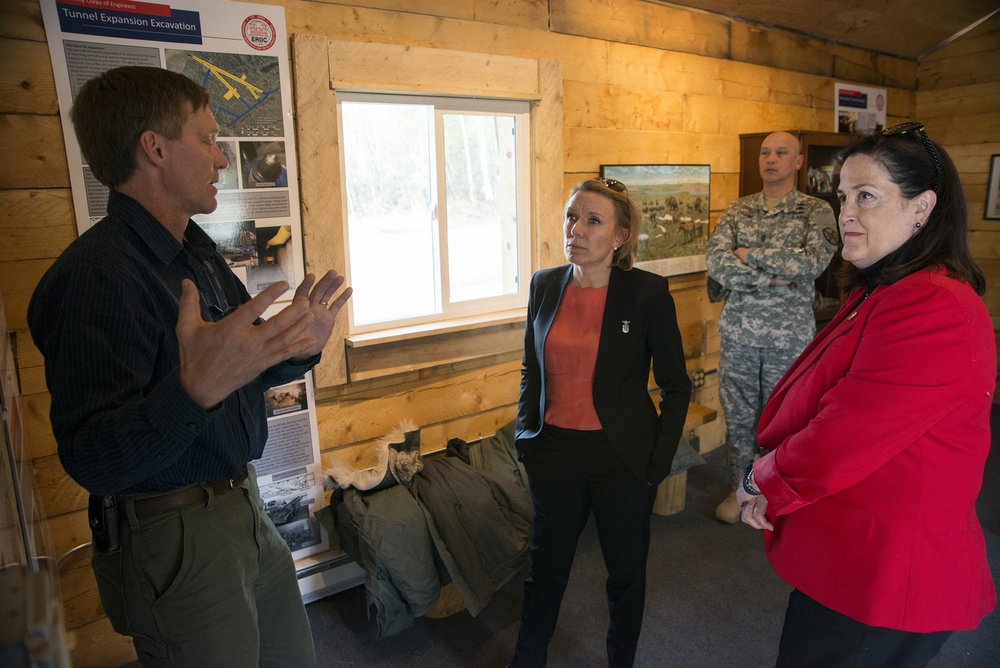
[[738, 123, 996, 666]]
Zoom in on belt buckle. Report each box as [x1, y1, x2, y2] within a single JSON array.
[[228, 465, 245, 489]]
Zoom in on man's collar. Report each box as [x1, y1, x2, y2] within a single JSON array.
[[108, 190, 215, 264], [180, 219, 219, 262], [756, 189, 799, 211]]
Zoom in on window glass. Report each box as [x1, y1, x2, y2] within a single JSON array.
[[341, 101, 437, 324], [443, 113, 519, 303], [340, 93, 530, 332]]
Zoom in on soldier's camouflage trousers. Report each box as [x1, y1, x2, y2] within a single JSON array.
[[718, 341, 802, 487]]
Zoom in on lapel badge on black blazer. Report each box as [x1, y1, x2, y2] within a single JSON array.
[[622, 320, 630, 333]]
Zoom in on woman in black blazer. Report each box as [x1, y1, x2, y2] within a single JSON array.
[[510, 179, 691, 667]]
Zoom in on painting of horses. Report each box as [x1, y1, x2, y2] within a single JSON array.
[[600, 164, 710, 276]]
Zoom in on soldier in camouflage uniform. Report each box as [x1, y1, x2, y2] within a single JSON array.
[[706, 131, 839, 523]]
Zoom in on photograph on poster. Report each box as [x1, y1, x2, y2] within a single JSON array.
[[265, 493, 311, 526], [276, 517, 323, 552], [253, 224, 294, 291], [199, 220, 294, 294], [600, 164, 710, 276], [265, 380, 308, 418], [986, 155, 1000, 220], [266, 495, 322, 552], [240, 141, 289, 188], [199, 219, 257, 267], [165, 49, 284, 137]]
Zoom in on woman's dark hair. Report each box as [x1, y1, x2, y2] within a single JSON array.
[[836, 128, 985, 295], [569, 179, 642, 270], [70, 66, 211, 189]]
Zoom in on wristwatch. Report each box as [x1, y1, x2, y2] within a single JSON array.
[[742, 464, 761, 496]]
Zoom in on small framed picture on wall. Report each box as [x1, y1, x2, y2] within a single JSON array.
[[985, 154, 1000, 220], [599, 164, 711, 276]]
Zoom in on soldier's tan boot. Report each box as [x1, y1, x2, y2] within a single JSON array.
[[714, 489, 741, 524]]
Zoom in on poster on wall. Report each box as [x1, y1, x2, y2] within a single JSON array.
[[255, 374, 328, 558], [40, 0, 304, 298], [835, 82, 887, 134], [40, 0, 331, 562], [600, 164, 710, 276]]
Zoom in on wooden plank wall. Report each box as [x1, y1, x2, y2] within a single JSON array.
[[1, 0, 993, 665], [916, 14, 1000, 398]]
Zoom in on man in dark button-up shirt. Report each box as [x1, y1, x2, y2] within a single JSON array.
[[28, 66, 350, 667]]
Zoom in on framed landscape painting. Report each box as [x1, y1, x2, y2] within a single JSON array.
[[600, 164, 711, 276]]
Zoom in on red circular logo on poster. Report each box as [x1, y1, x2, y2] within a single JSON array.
[[242, 15, 276, 51]]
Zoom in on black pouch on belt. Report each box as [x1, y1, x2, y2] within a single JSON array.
[[88, 494, 121, 553]]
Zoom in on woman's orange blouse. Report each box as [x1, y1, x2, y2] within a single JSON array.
[[543, 285, 607, 431]]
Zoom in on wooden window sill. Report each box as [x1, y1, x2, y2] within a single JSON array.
[[346, 309, 526, 348], [344, 309, 527, 382]]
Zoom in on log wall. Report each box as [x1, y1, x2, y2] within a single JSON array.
[[917, 17, 1000, 393], [1, 1, 995, 664]]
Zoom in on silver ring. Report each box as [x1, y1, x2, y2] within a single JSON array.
[[320, 300, 329, 306]]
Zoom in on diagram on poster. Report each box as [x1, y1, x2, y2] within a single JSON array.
[[165, 49, 284, 137]]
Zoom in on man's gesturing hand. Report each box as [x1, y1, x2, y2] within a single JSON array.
[[176, 279, 316, 410], [289, 270, 353, 362]]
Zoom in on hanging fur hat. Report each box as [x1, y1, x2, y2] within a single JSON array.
[[386, 423, 422, 486], [325, 420, 422, 491]]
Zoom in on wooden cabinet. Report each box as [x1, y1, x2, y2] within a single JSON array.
[[738, 131, 855, 324]]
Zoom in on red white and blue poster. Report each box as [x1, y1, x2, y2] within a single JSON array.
[[835, 82, 888, 134]]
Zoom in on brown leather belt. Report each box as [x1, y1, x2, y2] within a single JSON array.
[[130, 465, 249, 519]]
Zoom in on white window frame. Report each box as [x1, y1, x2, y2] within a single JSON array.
[[337, 91, 532, 335]]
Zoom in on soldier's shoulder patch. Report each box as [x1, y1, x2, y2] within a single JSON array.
[[823, 227, 840, 246]]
